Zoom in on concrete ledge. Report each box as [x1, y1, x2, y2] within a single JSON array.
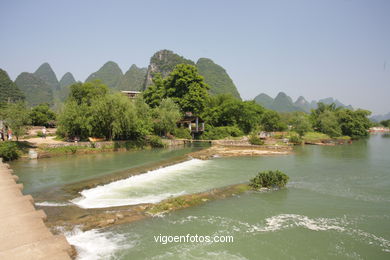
[[0, 160, 72, 259]]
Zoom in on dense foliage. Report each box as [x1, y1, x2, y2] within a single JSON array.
[[202, 94, 266, 135], [30, 103, 56, 126], [144, 64, 210, 114], [57, 81, 152, 140], [287, 112, 312, 137], [249, 170, 289, 189], [261, 110, 287, 132], [380, 120, 390, 127], [202, 125, 243, 140], [152, 98, 181, 136], [1, 102, 31, 140], [0, 141, 20, 161], [310, 103, 371, 138]]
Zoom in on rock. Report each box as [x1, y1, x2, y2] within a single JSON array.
[[106, 219, 116, 224], [116, 213, 124, 219]]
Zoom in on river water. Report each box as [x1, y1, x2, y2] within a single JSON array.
[[11, 135, 390, 259]]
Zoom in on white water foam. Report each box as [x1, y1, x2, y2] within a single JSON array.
[[72, 159, 208, 208], [170, 214, 390, 252], [35, 201, 72, 207], [65, 227, 133, 260]]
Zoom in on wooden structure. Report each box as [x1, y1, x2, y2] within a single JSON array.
[[178, 112, 205, 137], [121, 90, 141, 99]]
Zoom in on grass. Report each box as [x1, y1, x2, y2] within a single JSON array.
[[303, 132, 330, 142]]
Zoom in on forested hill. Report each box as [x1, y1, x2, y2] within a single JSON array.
[[0, 69, 25, 104], [144, 50, 241, 99], [254, 92, 353, 113], [85, 61, 123, 89], [144, 50, 195, 88], [15, 72, 53, 106], [196, 58, 241, 99], [6, 49, 243, 106], [34, 62, 59, 91]]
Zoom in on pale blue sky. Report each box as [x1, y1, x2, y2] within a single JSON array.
[[0, 0, 389, 114]]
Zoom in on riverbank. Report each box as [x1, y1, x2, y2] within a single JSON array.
[[0, 160, 74, 259]]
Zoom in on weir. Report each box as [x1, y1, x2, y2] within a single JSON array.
[[0, 159, 73, 259]]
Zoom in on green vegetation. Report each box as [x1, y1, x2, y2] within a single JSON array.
[[288, 134, 302, 144], [254, 92, 353, 113], [261, 110, 287, 132], [30, 103, 56, 126], [144, 64, 209, 114], [173, 127, 192, 139], [249, 170, 289, 189], [58, 72, 76, 101], [85, 61, 123, 89], [249, 134, 264, 145], [202, 94, 266, 135], [117, 65, 147, 91], [146, 50, 195, 88], [287, 112, 312, 136], [380, 120, 390, 127], [254, 93, 274, 109], [196, 58, 241, 99], [302, 132, 330, 142], [0, 69, 25, 104], [57, 81, 152, 141], [202, 126, 243, 140], [1, 102, 30, 140], [15, 72, 53, 106], [152, 98, 181, 136], [34, 62, 59, 91], [0, 141, 20, 161], [310, 103, 371, 138], [147, 135, 165, 148]]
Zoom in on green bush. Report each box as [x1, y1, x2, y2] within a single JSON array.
[[0, 141, 20, 161], [289, 135, 302, 144], [203, 126, 243, 140], [148, 135, 165, 148], [36, 131, 44, 137], [249, 170, 289, 189], [249, 135, 264, 145], [173, 127, 192, 139]]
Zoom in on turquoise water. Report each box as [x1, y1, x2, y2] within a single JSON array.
[[69, 135, 390, 259], [10, 145, 204, 194], [11, 135, 390, 259]]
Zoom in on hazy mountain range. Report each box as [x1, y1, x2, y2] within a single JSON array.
[[370, 112, 390, 122], [254, 92, 353, 113]]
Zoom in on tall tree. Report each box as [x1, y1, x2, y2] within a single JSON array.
[[2, 102, 31, 140], [152, 98, 181, 136]]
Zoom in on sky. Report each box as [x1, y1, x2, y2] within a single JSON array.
[[0, 0, 389, 115]]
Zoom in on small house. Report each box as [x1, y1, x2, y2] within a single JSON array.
[[121, 90, 141, 99], [178, 112, 205, 137]]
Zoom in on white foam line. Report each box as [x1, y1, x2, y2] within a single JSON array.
[[65, 227, 132, 260], [72, 159, 208, 208]]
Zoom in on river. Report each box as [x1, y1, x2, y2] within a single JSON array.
[[11, 135, 390, 259]]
